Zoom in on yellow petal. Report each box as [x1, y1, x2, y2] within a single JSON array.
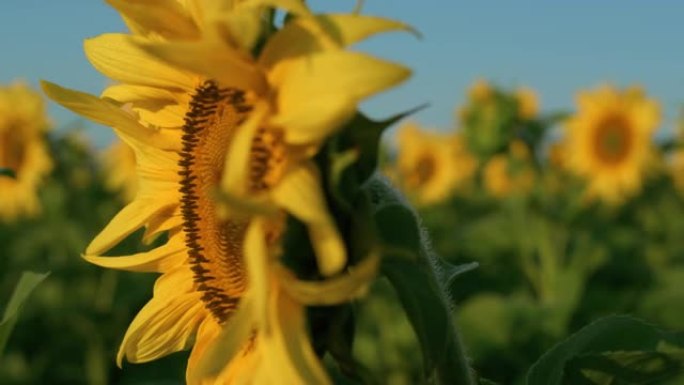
[[261, 285, 331, 385], [41, 81, 181, 151], [209, 4, 264, 52], [273, 94, 356, 145], [102, 85, 188, 127], [84, 34, 197, 91], [277, 252, 379, 305], [221, 101, 268, 197], [83, 235, 185, 273], [137, 103, 187, 127], [102, 84, 177, 104], [273, 51, 411, 144], [106, 0, 199, 39], [244, 220, 270, 331], [259, 14, 415, 68], [191, 296, 255, 381], [118, 291, 204, 365], [143, 211, 183, 244], [271, 163, 346, 276], [139, 40, 267, 94], [86, 198, 177, 255]]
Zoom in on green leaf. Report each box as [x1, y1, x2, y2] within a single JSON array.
[[0, 271, 50, 355], [0, 167, 16, 178], [527, 315, 684, 385], [365, 177, 476, 385], [382, 258, 474, 385]]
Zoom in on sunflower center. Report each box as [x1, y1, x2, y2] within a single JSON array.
[[0, 126, 26, 175], [179, 81, 253, 323], [594, 116, 632, 164], [412, 154, 436, 186], [248, 126, 288, 193]]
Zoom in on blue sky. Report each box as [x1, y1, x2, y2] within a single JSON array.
[[2, 1, 683, 146]]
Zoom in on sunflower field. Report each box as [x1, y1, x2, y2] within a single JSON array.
[[2, 2, 684, 385]]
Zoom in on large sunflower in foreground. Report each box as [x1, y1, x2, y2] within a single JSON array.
[[396, 123, 476, 205], [0, 82, 52, 222], [43, 0, 409, 383], [564, 85, 660, 204]]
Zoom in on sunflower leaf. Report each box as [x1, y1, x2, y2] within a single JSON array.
[[0, 271, 50, 356], [363, 177, 476, 385], [527, 315, 684, 385]]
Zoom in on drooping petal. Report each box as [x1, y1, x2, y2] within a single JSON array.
[[86, 198, 177, 255], [139, 39, 267, 94], [41, 81, 181, 151], [271, 163, 346, 276], [106, 0, 200, 39], [272, 51, 411, 144], [259, 14, 415, 68], [83, 235, 186, 273], [259, 283, 331, 385], [277, 252, 380, 305], [221, 101, 268, 197], [244, 219, 270, 332], [84, 34, 197, 91]]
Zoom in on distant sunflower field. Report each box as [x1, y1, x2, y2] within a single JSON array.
[[1, 1, 684, 385]]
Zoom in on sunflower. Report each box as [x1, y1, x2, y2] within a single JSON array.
[[396, 123, 477, 205], [669, 150, 684, 194], [483, 140, 535, 198], [515, 86, 539, 120], [102, 139, 138, 201], [564, 85, 660, 204], [42, 0, 409, 382], [0, 82, 52, 222]]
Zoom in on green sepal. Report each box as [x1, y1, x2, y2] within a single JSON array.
[[345, 105, 427, 185], [326, 106, 427, 211], [527, 315, 684, 385]]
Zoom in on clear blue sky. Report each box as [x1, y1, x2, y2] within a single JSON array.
[[2, 1, 683, 146]]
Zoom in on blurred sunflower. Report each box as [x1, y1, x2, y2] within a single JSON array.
[[102, 139, 138, 201], [515, 87, 539, 120], [564, 85, 660, 204], [456, 79, 494, 122], [670, 150, 684, 194], [396, 123, 477, 205], [43, 0, 409, 383], [0, 82, 52, 222], [483, 140, 535, 198]]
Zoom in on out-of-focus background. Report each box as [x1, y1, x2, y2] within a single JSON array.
[[2, 2, 684, 385]]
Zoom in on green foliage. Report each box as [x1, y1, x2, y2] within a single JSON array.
[[527, 316, 684, 385], [366, 178, 477, 385], [0, 271, 49, 356]]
